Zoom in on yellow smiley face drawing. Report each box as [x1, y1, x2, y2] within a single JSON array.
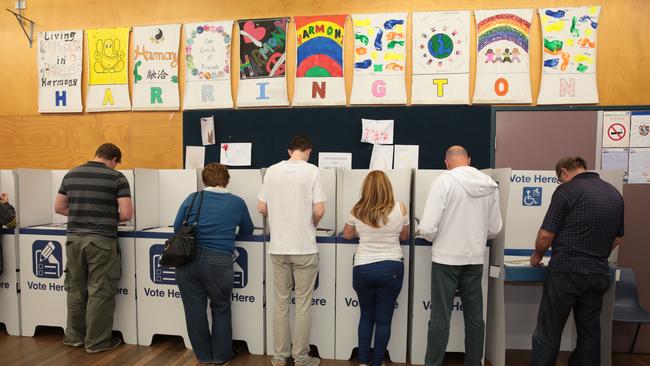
[[94, 38, 125, 73]]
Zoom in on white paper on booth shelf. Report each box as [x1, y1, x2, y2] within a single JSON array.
[[601, 148, 629, 179], [361, 119, 394, 144], [411, 10, 470, 105], [630, 112, 650, 148], [472, 9, 533, 104], [350, 13, 407, 105], [369, 145, 394, 170], [220, 143, 252, 167], [38, 30, 83, 113], [628, 148, 650, 184], [183, 21, 234, 109], [200, 116, 216, 146], [602, 111, 631, 148], [185, 146, 205, 169], [318, 153, 352, 169], [537, 7, 601, 105], [131, 24, 181, 111], [86, 27, 131, 112], [394, 145, 419, 169]]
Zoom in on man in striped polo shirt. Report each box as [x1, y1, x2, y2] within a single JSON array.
[[54, 143, 133, 353]]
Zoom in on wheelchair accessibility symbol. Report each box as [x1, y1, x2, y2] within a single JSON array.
[[522, 187, 542, 207]]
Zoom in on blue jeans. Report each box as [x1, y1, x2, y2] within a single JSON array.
[[352, 260, 404, 366], [176, 246, 234, 363], [531, 271, 611, 366]]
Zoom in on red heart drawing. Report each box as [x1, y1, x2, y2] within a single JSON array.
[[242, 21, 266, 44]]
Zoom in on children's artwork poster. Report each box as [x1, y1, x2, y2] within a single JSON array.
[[200, 116, 216, 146], [220, 143, 252, 166], [537, 7, 600, 105], [602, 111, 631, 148], [473, 9, 533, 104], [394, 145, 419, 169], [183, 21, 234, 110], [132, 24, 181, 111], [38, 30, 83, 113], [350, 13, 407, 105], [369, 144, 394, 170], [293, 15, 347, 106], [361, 119, 394, 145], [86, 27, 131, 112], [411, 11, 470, 104], [236, 18, 289, 107], [185, 146, 206, 169], [630, 111, 650, 148]]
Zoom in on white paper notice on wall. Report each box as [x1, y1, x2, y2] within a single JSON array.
[[319, 153, 352, 169], [361, 119, 394, 144], [601, 148, 629, 179], [220, 143, 252, 166], [602, 111, 631, 148], [630, 112, 650, 148], [628, 148, 650, 184], [369, 145, 394, 170], [185, 146, 205, 169], [200, 116, 216, 146], [394, 145, 419, 169]]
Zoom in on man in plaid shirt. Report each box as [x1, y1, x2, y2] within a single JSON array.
[[530, 156, 624, 366]]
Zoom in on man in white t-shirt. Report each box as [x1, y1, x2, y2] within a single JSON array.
[[258, 135, 326, 366], [418, 146, 502, 366]]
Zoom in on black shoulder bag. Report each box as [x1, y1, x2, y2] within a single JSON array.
[[160, 191, 204, 268]]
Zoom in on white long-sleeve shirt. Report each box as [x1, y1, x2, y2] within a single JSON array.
[[418, 166, 502, 265]]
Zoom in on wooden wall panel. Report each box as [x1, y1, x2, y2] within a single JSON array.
[[1, 0, 649, 169]]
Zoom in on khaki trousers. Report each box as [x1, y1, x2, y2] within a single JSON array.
[[271, 253, 319, 364], [63, 234, 121, 350]]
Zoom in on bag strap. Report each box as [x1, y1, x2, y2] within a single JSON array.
[[193, 191, 205, 228], [182, 191, 200, 225]]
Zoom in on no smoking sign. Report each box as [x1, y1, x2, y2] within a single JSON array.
[[607, 123, 627, 141]]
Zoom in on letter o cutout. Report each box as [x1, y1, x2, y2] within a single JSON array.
[[494, 78, 509, 96]]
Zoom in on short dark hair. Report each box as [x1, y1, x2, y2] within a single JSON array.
[[555, 156, 587, 178], [95, 143, 122, 163], [288, 135, 312, 152], [202, 163, 230, 187]]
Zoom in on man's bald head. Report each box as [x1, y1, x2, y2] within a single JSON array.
[[445, 145, 471, 170]]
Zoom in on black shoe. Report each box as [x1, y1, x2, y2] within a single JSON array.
[[85, 337, 122, 354]]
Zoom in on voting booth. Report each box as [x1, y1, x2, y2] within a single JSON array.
[[212, 169, 266, 355], [487, 170, 623, 366], [410, 169, 493, 365], [0, 170, 20, 336], [134, 169, 198, 347], [334, 169, 411, 363], [265, 168, 337, 359], [16, 169, 137, 344]]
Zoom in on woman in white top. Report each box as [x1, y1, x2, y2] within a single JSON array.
[[343, 170, 409, 366]]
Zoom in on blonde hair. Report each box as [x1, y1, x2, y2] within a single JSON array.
[[351, 171, 395, 228]]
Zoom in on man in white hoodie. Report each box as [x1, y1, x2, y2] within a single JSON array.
[[418, 146, 502, 366]]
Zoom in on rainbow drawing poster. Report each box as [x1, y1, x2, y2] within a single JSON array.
[[350, 12, 407, 105], [293, 15, 347, 106], [411, 10, 471, 104], [537, 6, 600, 105], [473, 9, 533, 104]]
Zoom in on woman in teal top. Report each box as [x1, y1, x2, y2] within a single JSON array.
[[173, 163, 254, 364]]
